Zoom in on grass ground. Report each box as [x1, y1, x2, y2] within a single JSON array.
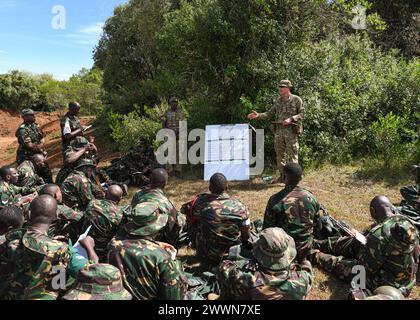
[[122, 163, 419, 300]]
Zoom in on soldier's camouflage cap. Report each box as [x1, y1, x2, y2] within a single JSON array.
[[71, 136, 90, 148], [384, 215, 419, 253], [373, 286, 404, 300], [21, 108, 35, 116], [122, 202, 168, 237], [169, 96, 179, 103], [62, 263, 132, 300], [252, 227, 297, 271], [75, 158, 96, 170], [279, 80, 292, 88]]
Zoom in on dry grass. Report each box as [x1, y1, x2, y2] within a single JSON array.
[[123, 164, 420, 300]]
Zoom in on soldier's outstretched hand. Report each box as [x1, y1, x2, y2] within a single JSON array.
[[247, 110, 259, 120]]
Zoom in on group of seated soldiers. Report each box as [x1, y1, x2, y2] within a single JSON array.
[[0, 105, 419, 300]]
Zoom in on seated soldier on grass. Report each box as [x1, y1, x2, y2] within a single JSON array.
[[131, 168, 185, 245], [108, 202, 188, 300], [17, 153, 46, 190], [1, 195, 99, 300], [0, 206, 25, 298], [311, 214, 419, 297], [0, 165, 37, 208], [82, 185, 126, 262], [217, 227, 313, 300], [184, 172, 251, 266], [61, 159, 97, 211], [39, 184, 84, 242], [263, 163, 320, 263], [313, 195, 396, 259]]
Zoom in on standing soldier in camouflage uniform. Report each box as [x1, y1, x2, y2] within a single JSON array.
[[61, 159, 97, 211], [248, 80, 304, 182], [60, 102, 88, 157], [162, 96, 186, 178], [218, 227, 313, 300], [263, 163, 320, 262], [15, 109, 52, 183], [82, 185, 125, 262], [0, 195, 98, 300], [311, 214, 420, 296], [39, 184, 84, 242], [108, 202, 187, 300], [17, 154, 46, 190], [0, 166, 37, 207], [183, 173, 251, 266], [62, 263, 132, 300], [131, 168, 185, 245]]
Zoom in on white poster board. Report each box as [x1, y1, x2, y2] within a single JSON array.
[[204, 124, 250, 181]]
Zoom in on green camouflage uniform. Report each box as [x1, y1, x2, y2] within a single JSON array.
[[162, 108, 185, 174], [82, 199, 125, 262], [313, 215, 419, 293], [60, 113, 83, 155], [399, 184, 420, 223], [15, 121, 52, 183], [0, 180, 36, 207], [62, 263, 132, 300], [258, 92, 304, 172], [218, 228, 313, 300], [187, 193, 250, 264], [263, 185, 320, 261], [61, 170, 96, 210], [15, 122, 44, 164], [17, 160, 45, 190], [48, 204, 84, 242], [131, 187, 185, 245], [109, 202, 187, 300], [0, 227, 87, 300]]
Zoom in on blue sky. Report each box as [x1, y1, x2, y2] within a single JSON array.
[[0, 0, 128, 80]]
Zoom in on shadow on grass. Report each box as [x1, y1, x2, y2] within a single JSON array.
[[350, 160, 414, 187]]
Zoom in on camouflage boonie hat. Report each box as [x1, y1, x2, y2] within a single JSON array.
[[279, 80, 292, 88], [122, 202, 168, 237], [21, 109, 35, 116], [75, 158, 96, 170], [169, 96, 179, 103], [252, 227, 297, 271], [62, 263, 132, 300], [72, 136, 90, 148], [384, 215, 419, 253], [373, 286, 404, 300]]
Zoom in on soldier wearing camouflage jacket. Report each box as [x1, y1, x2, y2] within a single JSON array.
[[60, 102, 85, 155], [0, 196, 96, 300], [0, 166, 36, 207], [17, 160, 45, 190], [218, 228, 313, 300], [83, 198, 125, 262], [132, 185, 185, 245], [312, 214, 420, 295], [248, 80, 304, 176], [263, 163, 319, 261], [189, 192, 250, 264], [108, 202, 187, 300], [61, 159, 97, 211], [48, 204, 84, 242]]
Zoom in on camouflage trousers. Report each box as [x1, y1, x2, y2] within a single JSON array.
[[314, 235, 362, 260], [313, 251, 359, 283], [274, 131, 299, 173], [166, 138, 182, 174]]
